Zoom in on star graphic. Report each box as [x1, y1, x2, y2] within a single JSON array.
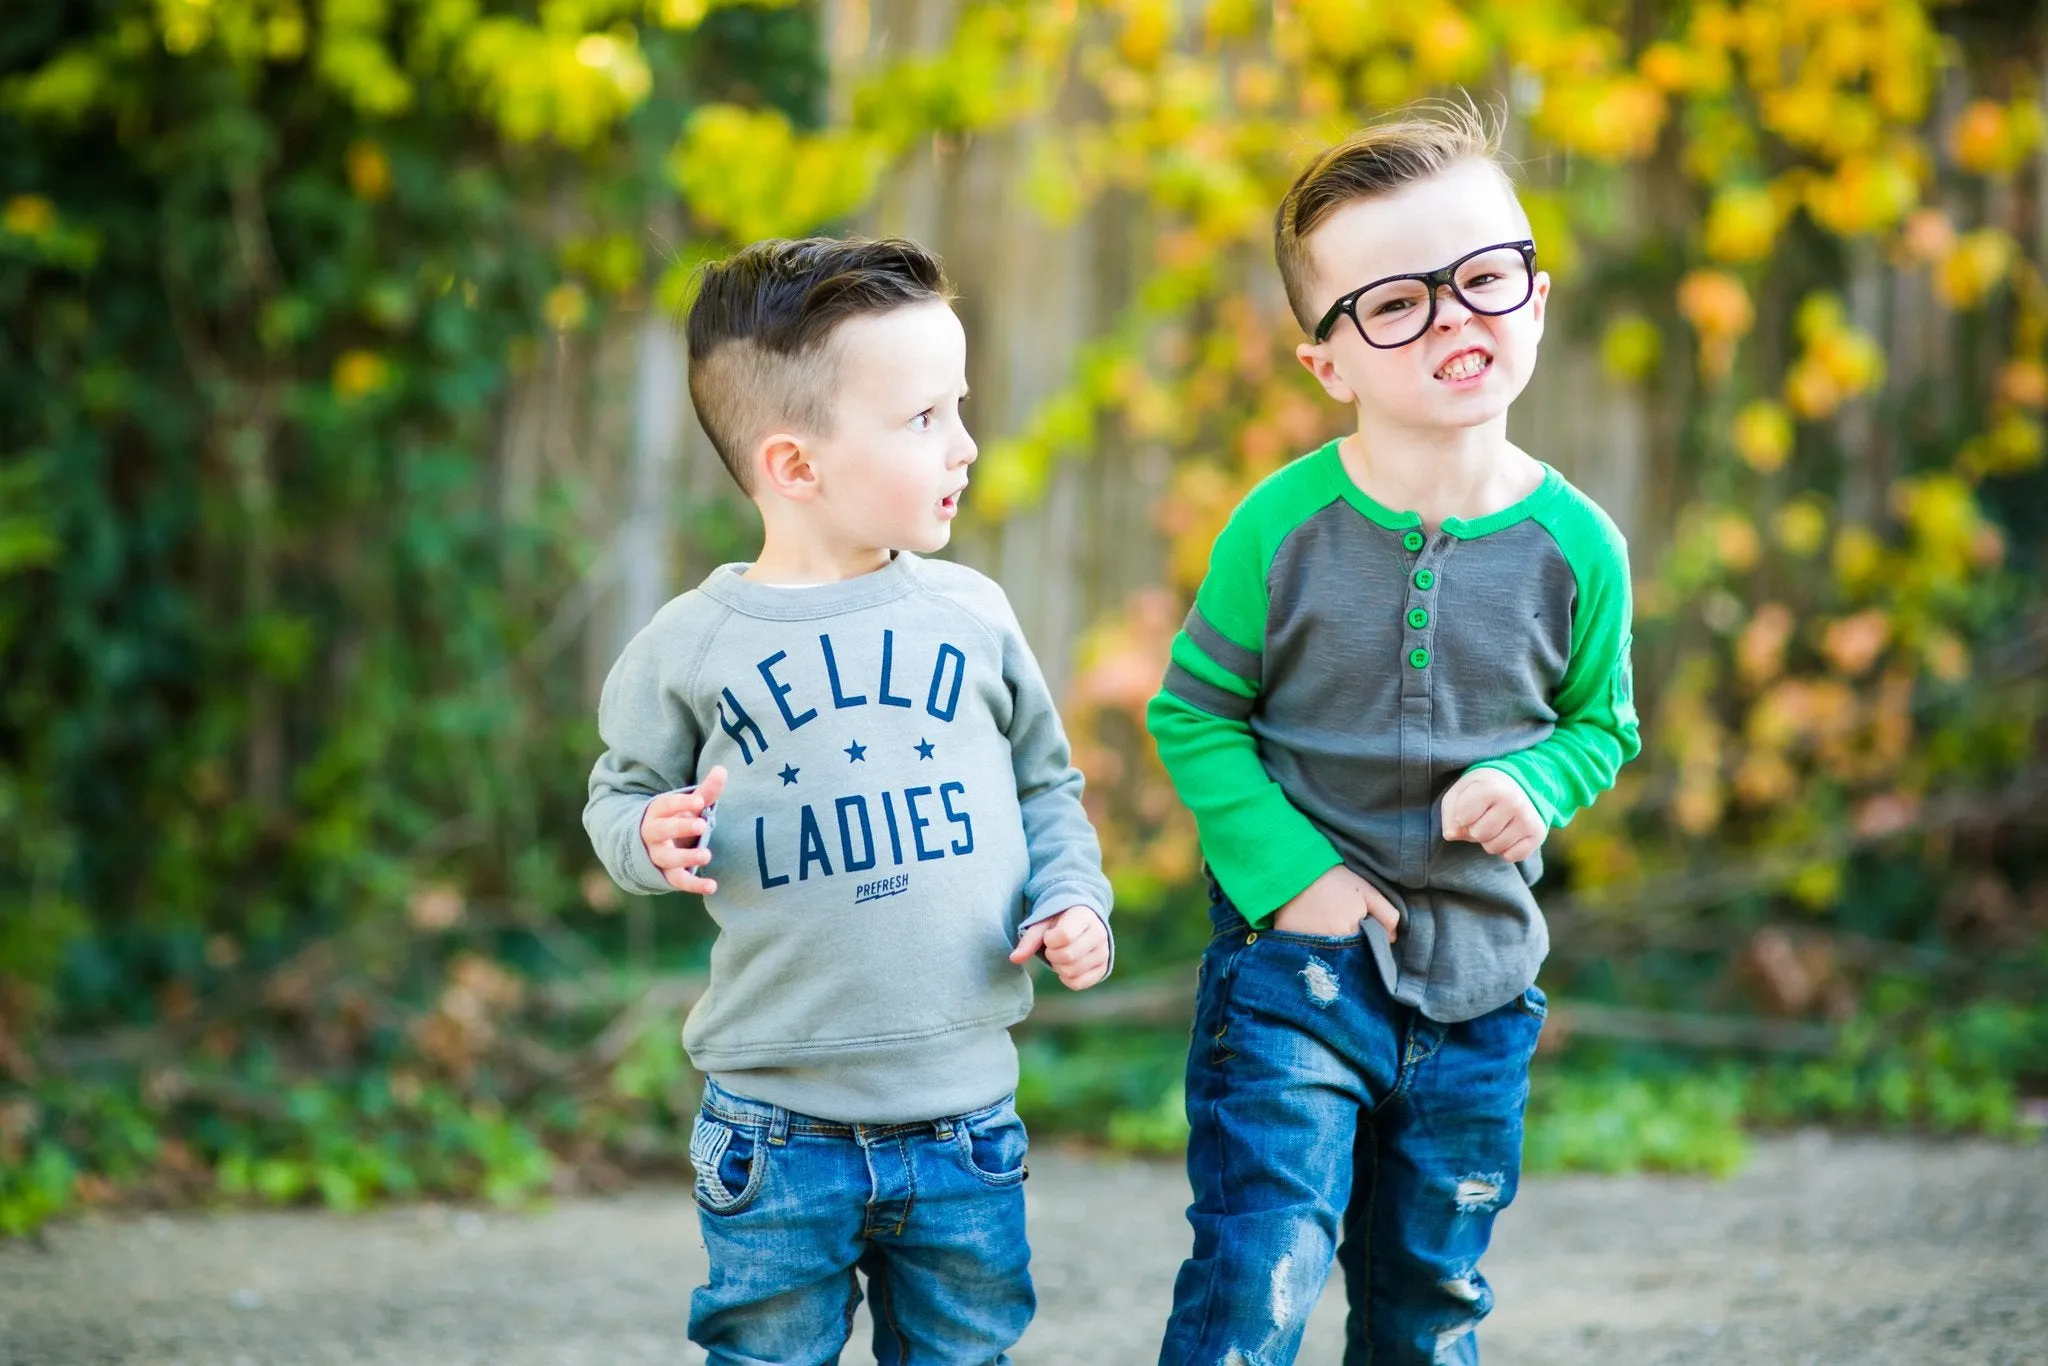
[[844, 739, 868, 763], [914, 739, 936, 760], [778, 764, 800, 786]]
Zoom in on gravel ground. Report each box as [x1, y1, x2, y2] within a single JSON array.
[[3, 1132, 2043, 1366]]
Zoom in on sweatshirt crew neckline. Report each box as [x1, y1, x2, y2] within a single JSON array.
[[699, 552, 925, 620]]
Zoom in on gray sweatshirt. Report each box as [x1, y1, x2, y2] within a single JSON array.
[[584, 553, 1113, 1123]]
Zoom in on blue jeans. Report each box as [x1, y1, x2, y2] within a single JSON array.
[[1158, 889, 1547, 1366], [687, 1078, 1035, 1365]]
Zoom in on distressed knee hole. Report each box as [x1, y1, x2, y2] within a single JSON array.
[[1453, 1173, 1503, 1213]]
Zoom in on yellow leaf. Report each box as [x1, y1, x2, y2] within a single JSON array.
[[1732, 400, 1793, 473], [1600, 314, 1662, 384], [1703, 185, 1779, 264], [345, 139, 391, 201], [1772, 498, 1828, 557], [542, 283, 588, 332], [332, 349, 391, 401], [2, 194, 56, 237]]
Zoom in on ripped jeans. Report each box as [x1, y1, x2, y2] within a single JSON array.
[[1157, 888, 1547, 1366], [686, 1078, 1034, 1365]]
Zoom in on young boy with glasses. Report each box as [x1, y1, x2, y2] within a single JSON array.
[[1148, 108, 1641, 1364]]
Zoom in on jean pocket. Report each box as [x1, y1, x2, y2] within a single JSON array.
[[690, 1110, 767, 1215], [1515, 983, 1549, 1020], [953, 1099, 1029, 1186]]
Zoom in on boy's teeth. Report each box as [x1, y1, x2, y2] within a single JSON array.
[[1439, 353, 1489, 380]]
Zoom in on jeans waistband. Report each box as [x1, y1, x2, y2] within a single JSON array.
[[700, 1076, 999, 1145]]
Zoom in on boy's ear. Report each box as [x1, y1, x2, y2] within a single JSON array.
[[1295, 341, 1358, 406], [756, 431, 820, 502]]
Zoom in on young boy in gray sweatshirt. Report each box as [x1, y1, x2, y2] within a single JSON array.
[[583, 237, 1113, 1365]]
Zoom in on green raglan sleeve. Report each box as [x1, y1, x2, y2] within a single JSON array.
[[1144, 500, 1343, 924], [1472, 499, 1642, 826]]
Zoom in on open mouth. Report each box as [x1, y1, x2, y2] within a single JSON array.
[[1435, 349, 1493, 382], [938, 486, 966, 515]]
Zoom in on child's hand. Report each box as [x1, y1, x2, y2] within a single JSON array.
[[639, 765, 729, 895], [1271, 866, 1400, 943], [1441, 769, 1545, 863], [1009, 906, 1110, 990]]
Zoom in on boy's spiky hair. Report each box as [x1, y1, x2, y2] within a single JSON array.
[[684, 237, 950, 492], [1274, 101, 1517, 334]]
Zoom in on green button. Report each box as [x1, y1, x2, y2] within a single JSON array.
[[1414, 568, 1435, 590], [1409, 647, 1431, 669], [1402, 530, 1426, 553], [1407, 608, 1429, 630]]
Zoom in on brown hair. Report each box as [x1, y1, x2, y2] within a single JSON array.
[[1274, 102, 1514, 333], [684, 236, 950, 491]]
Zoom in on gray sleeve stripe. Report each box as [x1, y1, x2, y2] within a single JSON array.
[[1184, 607, 1261, 685], [1163, 662, 1256, 722]]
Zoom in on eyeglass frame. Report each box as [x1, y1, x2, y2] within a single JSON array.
[[1310, 239, 1540, 347]]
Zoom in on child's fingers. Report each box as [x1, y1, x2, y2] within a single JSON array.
[[1498, 833, 1543, 864], [650, 843, 714, 872], [1008, 921, 1052, 964], [1045, 929, 1104, 972], [1465, 801, 1516, 847], [642, 815, 708, 846], [1057, 958, 1107, 990], [646, 791, 693, 819], [1360, 885, 1401, 944], [695, 765, 730, 807], [664, 868, 718, 895]]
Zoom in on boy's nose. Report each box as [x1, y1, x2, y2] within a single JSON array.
[[954, 430, 979, 466], [1432, 286, 1475, 329]]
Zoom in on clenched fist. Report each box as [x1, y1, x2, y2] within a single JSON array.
[[1441, 768, 1545, 864], [639, 765, 729, 895], [1010, 906, 1111, 990]]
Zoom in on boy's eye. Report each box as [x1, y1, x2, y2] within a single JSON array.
[[910, 410, 933, 431], [1371, 298, 1415, 318]]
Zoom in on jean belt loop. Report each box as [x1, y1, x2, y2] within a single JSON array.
[[767, 1103, 791, 1146]]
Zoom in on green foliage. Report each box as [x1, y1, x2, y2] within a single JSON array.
[[1525, 1064, 1753, 1178]]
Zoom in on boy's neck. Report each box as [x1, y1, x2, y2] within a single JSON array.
[[1336, 417, 1543, 531], [743, 523, 895, 586]]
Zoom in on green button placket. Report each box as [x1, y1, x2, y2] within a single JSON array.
[[1398, 529, 1453, 953]]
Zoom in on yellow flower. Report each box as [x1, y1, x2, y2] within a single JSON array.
[[1703, 185, 1778, 264], [1773, 498, 1829, 557], [1783, 356, 1842, 420], [1118, 0, 1172, 69], [1600, 314, 1662, 383], [1712, 511, 1761, 573], [1952, 100, 2010, 175], [332, 349, 391, 401], [1997, 358, 2048, 409], [1951, 99, 2042, 178], [1414, 10, 1484, 84], [1936, 229, 2014, 309], [1638, 41, 1691, 92], [345, 140, 391, 201], [1733, 751, 1798, 808], [1821, 609, 1891, 677], [2, 194, 56, 237], [1732, 400, 1793, 473], [1677, 271, 1754, 337], [542, 282, 588, 332], [1788, 861, 1841, 910], [1831, 524, 1883, 591]]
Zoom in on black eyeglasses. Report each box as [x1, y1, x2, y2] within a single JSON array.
[[1312, 240, 1539, 348]]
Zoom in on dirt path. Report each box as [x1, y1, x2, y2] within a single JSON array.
[[3, 1132, 2043, 1365]]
